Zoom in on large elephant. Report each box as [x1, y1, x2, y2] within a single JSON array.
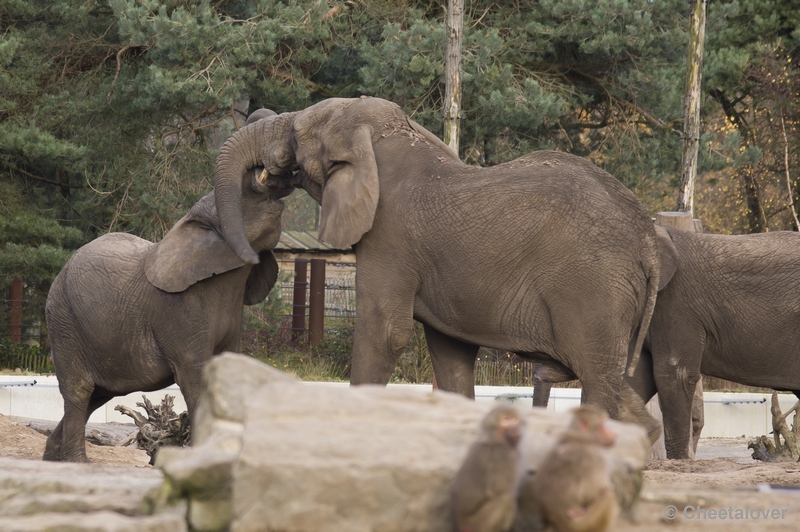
[[211, 96, 671, 419], [44, 172, 291, 462]]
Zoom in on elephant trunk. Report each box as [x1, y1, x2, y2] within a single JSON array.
[[213, 116, 294, 264]]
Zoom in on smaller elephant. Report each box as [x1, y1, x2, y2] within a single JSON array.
[[44, 167, 292, 462]]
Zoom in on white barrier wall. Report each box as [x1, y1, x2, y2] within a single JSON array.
[[0, 376, 796, 439], [0, 376, 187, 424]]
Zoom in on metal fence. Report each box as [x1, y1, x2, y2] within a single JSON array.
[[275, 260, 356, 321]]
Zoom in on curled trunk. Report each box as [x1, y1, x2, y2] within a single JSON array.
[[213, 113, 297, 263]]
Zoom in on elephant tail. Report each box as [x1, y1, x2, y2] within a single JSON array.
[[626, 240, 659, 378]]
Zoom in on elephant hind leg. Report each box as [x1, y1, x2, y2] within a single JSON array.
[[58, 384, 113, 463]]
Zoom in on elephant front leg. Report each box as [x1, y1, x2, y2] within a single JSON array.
[[349, 295, 415, 386], [654, 366, 699, 459], [423, 324, 479, 398], [172, 362, 206, 425]]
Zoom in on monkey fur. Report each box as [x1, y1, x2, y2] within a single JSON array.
[[532, 404, 620, 532], [450, 405, 526, 532]]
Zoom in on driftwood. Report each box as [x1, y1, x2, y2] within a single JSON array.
[[115, 395, 191, 464], [748, 392, 800, 462]]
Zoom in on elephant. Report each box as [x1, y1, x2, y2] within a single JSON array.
[[534, 225, 800, 458], [210, 96, 674, 420], [644, 225, 800, 458], [43, 171, 292, 462]]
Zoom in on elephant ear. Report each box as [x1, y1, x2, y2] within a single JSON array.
[[317, 125, 379, 248], [243, 250, 279, 305], [145, 196, 246, 292], [654, 225, 679, 291]]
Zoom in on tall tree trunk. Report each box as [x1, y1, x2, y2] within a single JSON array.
[[676, 0, 707, 215], [443, 0, 463, 155]]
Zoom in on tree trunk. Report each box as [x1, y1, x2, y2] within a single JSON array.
[[743, 167, 765, 233], [443, 0, 463, 154], [676, 0, 707, 215]]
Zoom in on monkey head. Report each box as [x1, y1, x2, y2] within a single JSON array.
[[568, 404, 617, 447], [481, 405, 525, 447]]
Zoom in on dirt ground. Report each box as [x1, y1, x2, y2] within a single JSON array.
[[0, 413, 151, 467], [2, 415, 799, 530]]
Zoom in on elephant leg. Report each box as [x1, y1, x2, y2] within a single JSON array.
[[349, 271, 415, 386], [423, 324, 479, 398], [654, 363, 700, 459], [691, 380, 705, 457], [618, 382, 662, 446], [576, 350, 628, 420], [532, 381, 552, 408], [172, 362, 206, 424], [624, 348, 657, 404], [532, 361, 577, 408], [57, 381, 96, 462]]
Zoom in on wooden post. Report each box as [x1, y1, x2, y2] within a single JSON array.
[[676, 0, 707, 215], [291, 259, 309, 343], [7, 278, 23, 344], [655, 211, 695, 232], [443, 0, 463, 154], [308, 259, 326, 347]]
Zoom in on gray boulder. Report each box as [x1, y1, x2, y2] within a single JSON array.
[[0, 457, 186, 531], [156, 353, 649, 532]]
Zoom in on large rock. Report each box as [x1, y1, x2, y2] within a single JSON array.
[[0, 457, 186, 531], [156, 353, 649, 532]]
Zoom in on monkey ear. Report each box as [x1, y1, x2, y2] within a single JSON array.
[[243, 251, 279, 305], [654, 225, 679, 291]]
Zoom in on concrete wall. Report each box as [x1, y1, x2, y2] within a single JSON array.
[[0, 376, 796, 439]]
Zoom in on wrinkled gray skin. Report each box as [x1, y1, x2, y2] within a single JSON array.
[[535, 225, 800, 458], [211, 97, 668, 420], [44, 171, 291, 462]]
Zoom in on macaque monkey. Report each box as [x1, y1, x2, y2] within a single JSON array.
[[450, 405, 526, 532], [532, 405, 619, 532]]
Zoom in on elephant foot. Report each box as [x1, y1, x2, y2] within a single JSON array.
[[60, 449, 91, 463]]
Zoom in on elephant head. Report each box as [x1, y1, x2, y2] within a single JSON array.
[[213, 98, 458, 262], [144, 173, 293, 305]]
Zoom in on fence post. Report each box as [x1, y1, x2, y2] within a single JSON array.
[[8, 278, 23, 344], [308, 259, 326, 347], [291, 259, 309, 343]]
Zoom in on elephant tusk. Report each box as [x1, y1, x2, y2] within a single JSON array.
[[258, 168, 269, 184]]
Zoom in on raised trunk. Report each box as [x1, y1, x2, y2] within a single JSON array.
[[213, 115, 296, 263]]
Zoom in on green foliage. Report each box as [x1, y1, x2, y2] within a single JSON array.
[[243, 271, 292, 338], [0, 180, 82, 284], [0, 337, 53, 373], [245, 319, 353, 382], [2, 0, 799, 361]]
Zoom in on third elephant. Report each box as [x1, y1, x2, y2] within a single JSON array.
[[646, 226, 800, 459]]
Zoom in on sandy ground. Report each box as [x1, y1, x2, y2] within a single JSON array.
[[2, 415, 799, 530], [0, 414, 151, 467]]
